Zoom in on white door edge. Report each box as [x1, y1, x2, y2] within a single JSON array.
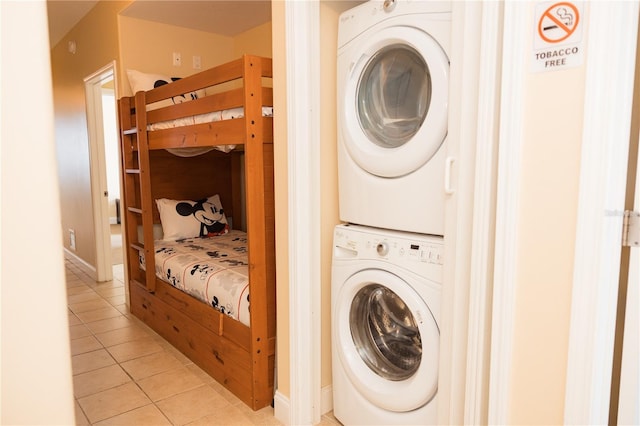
[[565, 3, 640, 424]]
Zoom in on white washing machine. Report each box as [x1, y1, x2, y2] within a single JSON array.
[[331, 224, 443, 425], [337, 0, 451, 236]]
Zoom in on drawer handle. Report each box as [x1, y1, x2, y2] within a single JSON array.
[[213, 350, 224, 365], [172, 325, 180, 333]]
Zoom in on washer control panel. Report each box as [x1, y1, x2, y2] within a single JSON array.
[[333, 224, 444, 268]]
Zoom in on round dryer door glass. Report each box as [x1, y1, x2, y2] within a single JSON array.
[[350, 284, 422, 381], [357, 44, 431, 149], [339, 25, 449, 178]]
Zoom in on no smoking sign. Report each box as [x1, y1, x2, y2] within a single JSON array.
[[532, 1, 585, 73]]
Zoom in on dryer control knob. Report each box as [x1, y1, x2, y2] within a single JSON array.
[[376, 242, 389, 256]]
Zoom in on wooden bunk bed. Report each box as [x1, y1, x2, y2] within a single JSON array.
[[117, 55, 275, 410]]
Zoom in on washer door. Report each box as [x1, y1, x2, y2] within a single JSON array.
[[334, 269, 439, 412], [340, 25, 449, 178]]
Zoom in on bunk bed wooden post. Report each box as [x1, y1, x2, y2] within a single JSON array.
[[241, 54, 276, 409]]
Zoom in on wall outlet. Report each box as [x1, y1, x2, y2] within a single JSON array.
[[69, 229, 76, 251], [192, 55, 201, 69], [172, 52, 182, 67]]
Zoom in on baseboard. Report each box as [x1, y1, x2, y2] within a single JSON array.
[[63, 249, 97, 281], [321, 385, 333, 415], [273, 385, 333, 425], [274, 391, 290, 425]]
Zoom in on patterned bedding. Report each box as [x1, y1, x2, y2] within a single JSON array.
[[139, 230, 250, 326]]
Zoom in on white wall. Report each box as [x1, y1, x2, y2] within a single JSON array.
[[0, 1, 75, 424]]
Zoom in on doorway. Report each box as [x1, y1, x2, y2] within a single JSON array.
[[85, 61, 122, 282]]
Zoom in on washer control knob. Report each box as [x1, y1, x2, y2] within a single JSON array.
[[376, 242, 389, 256], [383, 0, 397, 13]]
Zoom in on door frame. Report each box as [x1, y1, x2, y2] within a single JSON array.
[[282, 1, 322, 425], [84, 61, 118, 282]]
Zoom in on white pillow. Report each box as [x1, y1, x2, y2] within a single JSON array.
[[156, 194, 229, 241], [126, 69, 204, 110]]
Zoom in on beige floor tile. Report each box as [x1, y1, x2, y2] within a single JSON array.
[[234, 403, 284, 426], [156, 385, 230, 425], [74, 400, 90, 426], [208, 379, 244, 405], [186, 402, 253, 425], [320, 412, 343, 426], [68, 291, 101, 305], [105, 294, 127, 306], [94, 404, 172, 426], [78, 382, 151, 424], [69, 323, 92, 340], [96, 286, 126, 298], [85, 315, 135, 334], [67, 285, 95, 296], [113, 265, 125, 281], [115, 303, 130, 315], [73, 364, 131, 398], [76, 306, 123, 323], [185, 362, 216, 385], [121, 350, 186, 381], [95, 325, 152, 347], [68, 312, 82, 326], [70, 298, 113, 314], [107, 337, 164, 363], [66, 277, 82, 285], [137, 366, 204, 402], [70, 335, 103, 356], [158, 342, 192, 365], [72, 348, 116, 375]]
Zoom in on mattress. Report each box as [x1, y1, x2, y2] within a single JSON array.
[[139, 230, 250, 326], [148, 106, 274, 156]]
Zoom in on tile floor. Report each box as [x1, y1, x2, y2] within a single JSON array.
[[66, 259, 341, 425]]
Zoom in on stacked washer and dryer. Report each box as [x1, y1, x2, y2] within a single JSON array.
[[331, 0, 451, 425]]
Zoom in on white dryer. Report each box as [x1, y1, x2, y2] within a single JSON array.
[[337, 0, 451, 236], [331, 224, 443, 425]]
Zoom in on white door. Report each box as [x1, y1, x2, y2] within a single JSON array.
[[334, 269, 440, 412], [339, 26, 449, 178]]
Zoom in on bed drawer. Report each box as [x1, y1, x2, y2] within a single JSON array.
[[129, 282, 254, 406], [153, 278, 252, 352]]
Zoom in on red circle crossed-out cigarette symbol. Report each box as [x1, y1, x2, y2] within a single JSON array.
[[538, 2, 580, 43]]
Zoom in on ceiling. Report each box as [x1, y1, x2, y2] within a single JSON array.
[[47, 0, 272, 48]]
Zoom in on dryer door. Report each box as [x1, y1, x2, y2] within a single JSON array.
[[334, 268, 439, 412], [340, 26, 449, 178]]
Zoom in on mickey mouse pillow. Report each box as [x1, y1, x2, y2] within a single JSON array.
[[156, 194, 229, 241]]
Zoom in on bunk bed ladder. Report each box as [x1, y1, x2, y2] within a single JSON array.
[[118, 93, 157, 293]]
